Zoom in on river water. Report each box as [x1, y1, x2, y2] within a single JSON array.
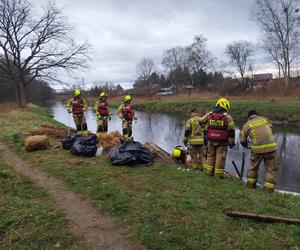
[[52, 102, 300, 193]]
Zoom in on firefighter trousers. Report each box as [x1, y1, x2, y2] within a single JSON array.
[[247, 151, 278, 191], [97, 116, 108, 133], [122, 120, 132, 139], [189, 145, 206, 170], [73, 113, 87, 133], [205, 142, 228, 177]]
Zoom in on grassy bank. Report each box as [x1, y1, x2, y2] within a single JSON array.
[[132, 99, 300, 125], [1, 105, 300, 249], [0, 158, 83, 250]]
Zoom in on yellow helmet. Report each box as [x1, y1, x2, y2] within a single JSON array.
[[74, 89, 81, 96], [172, 148, 181, 159], [124, 95, 132, 102], [100, 92, 107, 98], [216, 98, 230, 111]]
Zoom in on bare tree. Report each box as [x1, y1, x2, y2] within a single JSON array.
[[225, 40, 254, 85], [0, 0, 90, 107], [161, 35, 213, 88], [186, 35, 214, 73], [253, 0, 300, 87], [161, 46, 188, 72], [136, 57, 156, 81]]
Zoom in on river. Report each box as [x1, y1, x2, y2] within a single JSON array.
[[51, 102, 300, 193]]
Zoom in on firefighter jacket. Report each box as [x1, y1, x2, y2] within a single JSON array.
[[240, 115, 277, 154], [118, 103, 135, 121], [200, 107, 235, 145], [94, 99, 109, 117], [184, 113, 204, 145], [67, 97, 88, 114]]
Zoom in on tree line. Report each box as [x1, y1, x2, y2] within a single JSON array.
[[135, 0, 300, 93], [0, 0, 299, 107], [0, 76, 56, 105]]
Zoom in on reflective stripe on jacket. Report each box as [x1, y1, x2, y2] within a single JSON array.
[[94, 99, 109, 116], [67, 97, 88, 114], [240, 115, 277, 153], [118, 104, 135, 121], [185, 114, 204, 145]]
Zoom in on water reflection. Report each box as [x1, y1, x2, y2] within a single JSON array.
[[52, 102, 300, 193]]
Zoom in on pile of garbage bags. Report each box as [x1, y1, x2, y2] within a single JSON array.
[[61, 134, 154, 163], [109, 139, 154, 166], [61, 134, 81, 150], [61, 134, 98, 157]]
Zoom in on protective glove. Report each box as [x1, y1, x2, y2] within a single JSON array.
[[229, 143, 235, 149]]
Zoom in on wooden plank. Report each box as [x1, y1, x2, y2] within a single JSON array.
[[227, 210, 300, 225]]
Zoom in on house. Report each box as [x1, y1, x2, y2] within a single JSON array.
[[254, 73, 273, 83]]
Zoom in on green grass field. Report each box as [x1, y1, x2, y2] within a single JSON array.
[[0, 158, 83, 250], [131, 99, 300, 125], [0, 105, 300, 249]]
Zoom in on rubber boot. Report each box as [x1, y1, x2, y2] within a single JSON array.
[[76, 124, 82, 134]]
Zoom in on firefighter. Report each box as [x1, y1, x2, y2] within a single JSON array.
[[240, 109, 278, 192], [118, 95, 136, 139], [66, 89, 88, 134], [183, 108, 206, 171], [94, 92, 110, 135], [201, 98, 235, 178], [172, 146, 188, 165]]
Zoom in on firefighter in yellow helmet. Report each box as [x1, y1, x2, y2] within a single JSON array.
[[118, 95, 136, 139], [94, 92, 110, 135], [240, 109, 278, 192], [183, 108, 206, 171], [200, 98, 235, 178], [172, 146, 188, 165], [66, 89, 88, 134]]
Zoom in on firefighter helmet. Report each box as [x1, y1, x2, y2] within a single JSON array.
[[74, 89, 81, 96], [100, 92, 107, 98], [172, 148, 181, 159], [216, 98, 230, 111], [124, 95, 132, 102]]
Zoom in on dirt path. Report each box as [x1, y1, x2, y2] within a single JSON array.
[[0, 142, 145, 250]]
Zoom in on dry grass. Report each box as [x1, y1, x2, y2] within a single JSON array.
[[97, 131, 121, 150], [246, 79, 300, 100], [26, 124, 70, 139], [25, 135, 50, 152], [0, 102, 19, 112]]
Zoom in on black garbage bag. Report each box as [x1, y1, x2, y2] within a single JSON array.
[[109, 139, 154, 165], [61, 134, 82, 150], [70, 134, 98, 157]]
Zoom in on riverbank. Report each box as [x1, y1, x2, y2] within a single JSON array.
[[1, 105, 300, 249], [132, 99, 300, 125], [62, 96, 300, 125]]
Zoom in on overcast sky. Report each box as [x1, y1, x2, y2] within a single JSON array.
[[38, 0, 261, 88]]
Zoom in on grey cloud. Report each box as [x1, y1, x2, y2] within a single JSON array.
[[38, 0, 259, 86]]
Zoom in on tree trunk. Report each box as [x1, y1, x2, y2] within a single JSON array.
[[14, 81, 27, 108], [284, 74, 289, 88]]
